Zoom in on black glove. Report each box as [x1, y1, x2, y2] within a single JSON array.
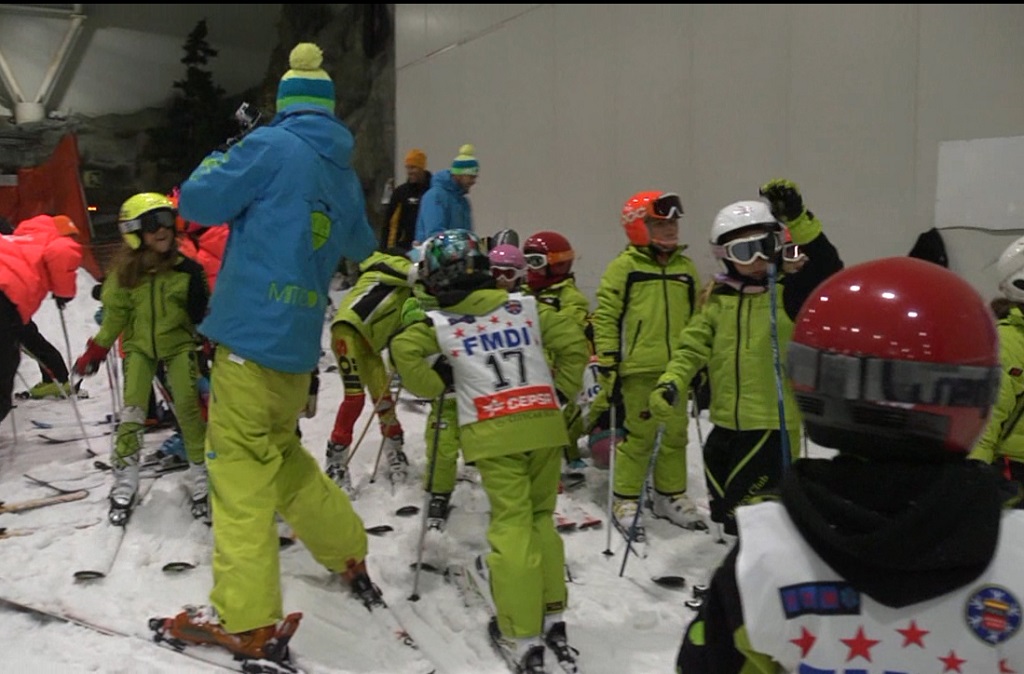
[[596, 364, 622, 406], [433, 357, 454, 389], [759, 179, 805, 223], [52, 294, 71, 310], [648, 381, 679, 422]]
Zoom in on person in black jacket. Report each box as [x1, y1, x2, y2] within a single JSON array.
[[381, 148, 431, 253], [676, 256, 1022, 673]]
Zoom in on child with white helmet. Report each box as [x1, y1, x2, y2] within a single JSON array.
[[648, 179, 843, 540]]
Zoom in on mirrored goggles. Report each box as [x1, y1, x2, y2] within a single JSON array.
[[788, 342, 1001, 408], [491, 266, 524, 281], [121, 208, 177, 235], [649, 193, 684, 220], [711, 231, 782, 265], [524, 249, 574, 270]]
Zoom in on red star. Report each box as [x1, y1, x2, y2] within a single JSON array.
[[1000, 659, 1017, 674], [476, 324, 486, 333], [840, 626, 879, 662], [896, 620, 929, 648], [506, 320, 513, 327], [454, 327, 465, 338], [449, 349, 460, 358], [938, 650, 966, 673], [490, 315, 500, 323], [789, 626, 816, 658], [526, 319, 534, 327]]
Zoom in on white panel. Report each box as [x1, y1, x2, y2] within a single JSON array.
[[395, 5, 428, 68], [936, 136, 1024, 232]]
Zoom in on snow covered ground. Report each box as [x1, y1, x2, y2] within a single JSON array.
[[0, 267, 828, 673]]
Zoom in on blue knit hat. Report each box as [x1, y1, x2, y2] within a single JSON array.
[[276, 43, 335, 113], [451, 144, 479, 176]]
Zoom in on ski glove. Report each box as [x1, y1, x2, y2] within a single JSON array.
[[433, 356, 454, 389], [52, 294, 71, 310], [648, 380, 680, 422], [759, 178, 805, 223], [74, 338, 110, 376]]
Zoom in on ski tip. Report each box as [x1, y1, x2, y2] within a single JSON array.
[[162, 562, 196, 573], [652, 575, 687, 590], [74, 570, 105, 581], [366, 524, 394, 536], [395, 505, 419, 517]]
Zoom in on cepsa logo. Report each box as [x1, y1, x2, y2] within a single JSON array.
[[475, 385, 559, 419]]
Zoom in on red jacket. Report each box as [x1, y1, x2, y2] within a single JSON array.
[[0, 214, 82, 323], [195, 225, 227, 293]]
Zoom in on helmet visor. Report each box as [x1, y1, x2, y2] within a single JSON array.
[[122, 208, 176, 235], [712, 231, 782, 264], [649, 193, 684, 220]]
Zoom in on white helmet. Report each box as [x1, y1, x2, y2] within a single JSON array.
[[709, 200, 779, 245], [997, 234, 1024, 302]]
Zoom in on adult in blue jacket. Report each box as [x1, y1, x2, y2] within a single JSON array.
[[413, 143, 479, 244], [160, 43, 385, 666]]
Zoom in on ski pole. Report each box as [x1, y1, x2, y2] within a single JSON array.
[[602, 393, 619, 558], [619, 424, 664, 578], [690, 386, 705, 450], [410, 389, 448, 601], [767, 262, 791, 470], [31, 312, 95, 459], [343, 373, 396, 470]]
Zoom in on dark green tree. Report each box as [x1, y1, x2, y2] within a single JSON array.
[[147, 19, 235, 185]]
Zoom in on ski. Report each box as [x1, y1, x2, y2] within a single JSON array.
[[361, 603, 437, 674], [0, 489, 88, 514], [554, 509, 603, 532], [612, 514, 648, 559], [93, 459, 188, 479], [73, 477, 157, 580], [149, 611, 306, 674], [30, 416, 114, 430], [38, 430, 112, 445], [161, 518, 212, 573], [446, 562, 518, 673], [0, 518, 101, 540]]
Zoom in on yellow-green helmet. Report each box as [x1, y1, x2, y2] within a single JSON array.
[[118, 192, 176, 249]]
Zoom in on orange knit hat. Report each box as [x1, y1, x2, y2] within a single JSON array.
[[404, 148, 427, 170], [52, 215, 79, 237]]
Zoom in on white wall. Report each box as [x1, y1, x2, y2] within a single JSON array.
[[396, 4, 1024, 302], [0, 4, 281, 118]]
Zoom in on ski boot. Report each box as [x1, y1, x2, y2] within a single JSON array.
[[343, 559, 386, 611], [324, 441, 353, 493], [28, 380, 73, 400], [383, 435, 409, 485], [108, 454, 140, 526], [150, 604, 301, 666], [543, 621, 580, 674], [649, 491, 708, 531], [188, 462, 209, 521], [426, 492, 452, 532], [487, 617, 547, 674]]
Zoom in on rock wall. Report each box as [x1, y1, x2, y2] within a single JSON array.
[[0, 4, 395, 247]]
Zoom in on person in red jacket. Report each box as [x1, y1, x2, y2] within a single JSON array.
[[0, 213, 82, 425]]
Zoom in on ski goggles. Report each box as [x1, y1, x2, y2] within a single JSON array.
[[491, 266, 524, 281], [524, 249, 574, 270], [712, 231, 784, 265], [648, 193, 684, 220], [120, 208, 177, 236]]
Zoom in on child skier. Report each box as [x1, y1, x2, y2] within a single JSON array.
[[390, 229, 589, 674], [73, 192, 211, 524], [326, 249, 417, 490], [648, 180, 843, 538]]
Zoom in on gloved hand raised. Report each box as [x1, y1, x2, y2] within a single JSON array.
[[759, 179, 805, 223], [73, 338, 110, 376], [647, 380, 680, 422]]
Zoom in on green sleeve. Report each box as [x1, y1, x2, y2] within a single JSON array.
[[785, 209, 823, 245], [563, 284, 592, 328], [539, 302, 588, 401], [389, 321, 447, 400], [660, 302, 716, 390], [94, 274, 130, 349], [971, 368, 1016, 463], [592, 256, 627, 367]]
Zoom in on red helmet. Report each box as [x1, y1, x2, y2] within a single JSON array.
[[789, 257, 1000, 457], [621, 191, 684, 246], [523, 231, 574, 291]]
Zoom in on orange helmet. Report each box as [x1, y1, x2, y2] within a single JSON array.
[[621, 191, 684, 246]]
